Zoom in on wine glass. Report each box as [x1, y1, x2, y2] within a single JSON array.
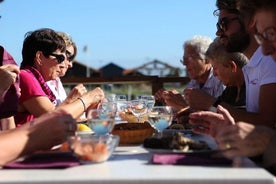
[[97, 101, 117, 113], [114, 95, 128, 122], [148, 106, 173, 137], [139, 95, 155, 109], [86, 109, 116, 135], [129, 99, 148, 123]]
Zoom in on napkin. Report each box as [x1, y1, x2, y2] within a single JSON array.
[[3, 152, 80, 169], [152, 153, 232, 166]]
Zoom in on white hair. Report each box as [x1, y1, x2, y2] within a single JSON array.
[[183, 35, 213, 59]]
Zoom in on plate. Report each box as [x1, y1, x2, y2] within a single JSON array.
[[144, 147, 218, 155], [143, 129, 218, 155]]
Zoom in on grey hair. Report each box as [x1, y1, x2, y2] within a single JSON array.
[[206, 37, 248, 68], [183, 35, 213, 60]]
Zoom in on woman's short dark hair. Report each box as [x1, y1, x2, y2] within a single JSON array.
[[21, 28, 66, 68]]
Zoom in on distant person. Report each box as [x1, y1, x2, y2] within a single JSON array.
[[15, 28, 105, 126]]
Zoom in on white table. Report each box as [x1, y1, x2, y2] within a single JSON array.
[[0, 146, 275, 184]]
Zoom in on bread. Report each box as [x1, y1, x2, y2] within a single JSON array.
[[118, 109, 148, 123]]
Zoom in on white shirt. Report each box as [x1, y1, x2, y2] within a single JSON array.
[[186, 67, 225, 98], [47, 78, 67, 106], [242, 46, 276, 112]]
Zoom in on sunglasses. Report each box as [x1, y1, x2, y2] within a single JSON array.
[[216, 17, 239, 31], [66, 50, 75, 62], [49, 53, 65, 63], [254, 27, 276, 45]]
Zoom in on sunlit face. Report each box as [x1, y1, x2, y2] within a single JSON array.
[[39, 49, 66, 81], [182, 45, 209, 80], [216, 10, 250, 52], [255, 10, 276, 61], [59, 45, 75, 77], [210, 59, 232, 86]]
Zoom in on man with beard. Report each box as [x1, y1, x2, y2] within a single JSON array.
[[190, 0, 276, 129]]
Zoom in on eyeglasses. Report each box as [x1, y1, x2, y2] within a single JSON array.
[[216, 17, 239, 31], [49, 53, 65, 63], [66, 50, 75, 62], [254, 27, 276, 45]]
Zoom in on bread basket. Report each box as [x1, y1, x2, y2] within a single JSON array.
[[111, 122, 155, 145]]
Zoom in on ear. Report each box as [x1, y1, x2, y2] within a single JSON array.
[[35, 51, 43, 66], [229, 61, 237, 72]]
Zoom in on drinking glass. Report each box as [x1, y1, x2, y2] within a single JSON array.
[[97, 101, 117, 113], [114, 95, 128, 122], [139, 95, 155, 109], [129, 99, 148, 123], [86, 109, 116, 135], [148, 106, 173, 137]]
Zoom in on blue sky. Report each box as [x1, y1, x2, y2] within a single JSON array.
[[0, 0, 217, 70]]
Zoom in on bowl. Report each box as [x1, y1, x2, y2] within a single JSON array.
[[68, 134, 119, 163], [111, 122, 155, 145]]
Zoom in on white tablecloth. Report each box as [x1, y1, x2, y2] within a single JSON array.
[[0, 145, 275, 184]]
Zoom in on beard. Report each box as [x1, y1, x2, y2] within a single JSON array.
[[225, 31, 250, 53]]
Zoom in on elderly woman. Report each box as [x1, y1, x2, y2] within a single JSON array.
[[46, 32, 87, 107], [15, 28, 104, 126], [184, 38, 248, 111]]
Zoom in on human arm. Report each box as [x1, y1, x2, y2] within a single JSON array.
[[0, 110, 76, 166], [20, 71, 104, 119], [0, 117, 16, 130], [0, 64, 20, 98], [161, 90, 188, 111], [187, 82, 276, 128], [189, 105, 235, 137], [184, 88, 216, 110]]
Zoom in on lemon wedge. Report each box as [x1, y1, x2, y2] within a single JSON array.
[[77, 124, 92, 131]]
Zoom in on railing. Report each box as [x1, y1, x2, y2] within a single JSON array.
[[61, 76, 190, 94]]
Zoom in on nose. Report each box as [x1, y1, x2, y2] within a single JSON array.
[[67, 61, 73, 68], [216, 28, 223, 37]]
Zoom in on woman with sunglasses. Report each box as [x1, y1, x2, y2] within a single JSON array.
[[46, 32, 88, 109], [15, 28, 104, 126]]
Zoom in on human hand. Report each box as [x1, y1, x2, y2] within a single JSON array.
[[189, 105, 235, 137], [0, 64, 20, 96], [28, 110, 76, 151], [154, 88, 165, 104], [85, 87, 105, 111], [162, 90, 187, 111], [184, 88, 215, 110], [65, 84, 87, 104], [215, 122, 275, 158]]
